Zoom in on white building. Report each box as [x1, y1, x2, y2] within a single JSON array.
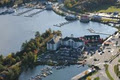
[[47, 35, 84, 51], [47, 35, 61, 50], [61, 37, 85, 48]]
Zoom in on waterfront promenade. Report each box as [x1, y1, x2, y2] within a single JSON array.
[[71, 68, 94, 80]]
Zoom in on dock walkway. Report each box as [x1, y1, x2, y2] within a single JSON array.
[[87, 28, 111, 35], [71, 68, 94, 80], [16, 8, 34, 16], [25, 9, 45, 17], [53, 21, 76, 27]]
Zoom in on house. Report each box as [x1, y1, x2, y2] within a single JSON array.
[[47, 35, 61, 50], [84, 35, 103, 46], [61, 36, 85, 48]]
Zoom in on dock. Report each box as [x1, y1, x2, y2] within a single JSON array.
[[15, 8, 34, 16], [87, 28, 111, 35], [53, 21, 76, 27], [71, 68, 95, 80], [25, 9, 45, 17]]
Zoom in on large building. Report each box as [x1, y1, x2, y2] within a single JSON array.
[[47, 35, 85, 50], [61, 37, 84, 48]]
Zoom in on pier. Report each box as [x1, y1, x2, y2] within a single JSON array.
[[87, 28, 111, 35], [53, 21, 76, 27], [15, 8, 34, 16], [25, 9, 45, 17]]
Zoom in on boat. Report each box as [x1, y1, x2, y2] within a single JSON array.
[[46, 2, 53, 10], [65, 14, 77, 21], [80, 15, 90, 23]]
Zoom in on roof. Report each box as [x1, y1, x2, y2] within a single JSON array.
[[84, 35, 100, 38], [48, 36, 61, 44], [48, 39, 55, 44], [62, 37, 83, 42]]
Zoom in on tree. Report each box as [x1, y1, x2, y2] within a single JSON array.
[[0, 64, 5, 72], [35, 31, 40, 38]]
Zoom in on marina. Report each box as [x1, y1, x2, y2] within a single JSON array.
[[15, 8, 34, 16], [19, 65, 89, 80], [25, 9, 45, 17]]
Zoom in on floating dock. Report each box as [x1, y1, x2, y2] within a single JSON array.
[[15, 8, 34, 16], [25, 9, 45, 17], [53, 21, 76, 27], [87, 28, 111, 35]]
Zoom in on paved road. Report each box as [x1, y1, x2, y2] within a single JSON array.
[[86, 32, 120, 80]]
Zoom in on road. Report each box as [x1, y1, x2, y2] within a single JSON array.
[[86, 32, 120, 80]]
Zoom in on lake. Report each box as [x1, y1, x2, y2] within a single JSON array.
[[0, 8, 117, 56]]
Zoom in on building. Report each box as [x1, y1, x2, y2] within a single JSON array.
[[61, 37, 85, 48], [84, 35, 103, 46], [47, 35, 85, 50], [47, 35, 61, 50], [47, 35, 102, 50]]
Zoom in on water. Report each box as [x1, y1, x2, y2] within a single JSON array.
[[19, 65, 89, 80], [0, 8, 117, 56], [0, 8, 118, 80]]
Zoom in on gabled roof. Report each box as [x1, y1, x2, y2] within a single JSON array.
[[48, 36, 61, 44], [62, 37, 83, 42], [48, 39, 55, 44], [84, 35, 100, 38]]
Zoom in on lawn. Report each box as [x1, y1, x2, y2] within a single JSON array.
[[90, 5, 120, 13], [104, 64, 114, 80], [94, 77, 100, 80]]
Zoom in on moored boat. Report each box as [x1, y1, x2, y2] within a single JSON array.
[[80, 15, 90, 23]]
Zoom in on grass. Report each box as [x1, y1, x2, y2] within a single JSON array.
[[97, 6, 120, 13], [89, 4, 120, 13], [94, 77, 100, 80], [114, 64, 120, 78], [101, 18, 118, 22], [104, 64, 114, 80]]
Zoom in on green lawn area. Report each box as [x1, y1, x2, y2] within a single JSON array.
[[94, 77, 100, 80], [90, 5, 120, 13], [98, 6, 120, 13], [101, 18, 118, 22], [104, 64, 114, 80], [114, 64, 120, 78]]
